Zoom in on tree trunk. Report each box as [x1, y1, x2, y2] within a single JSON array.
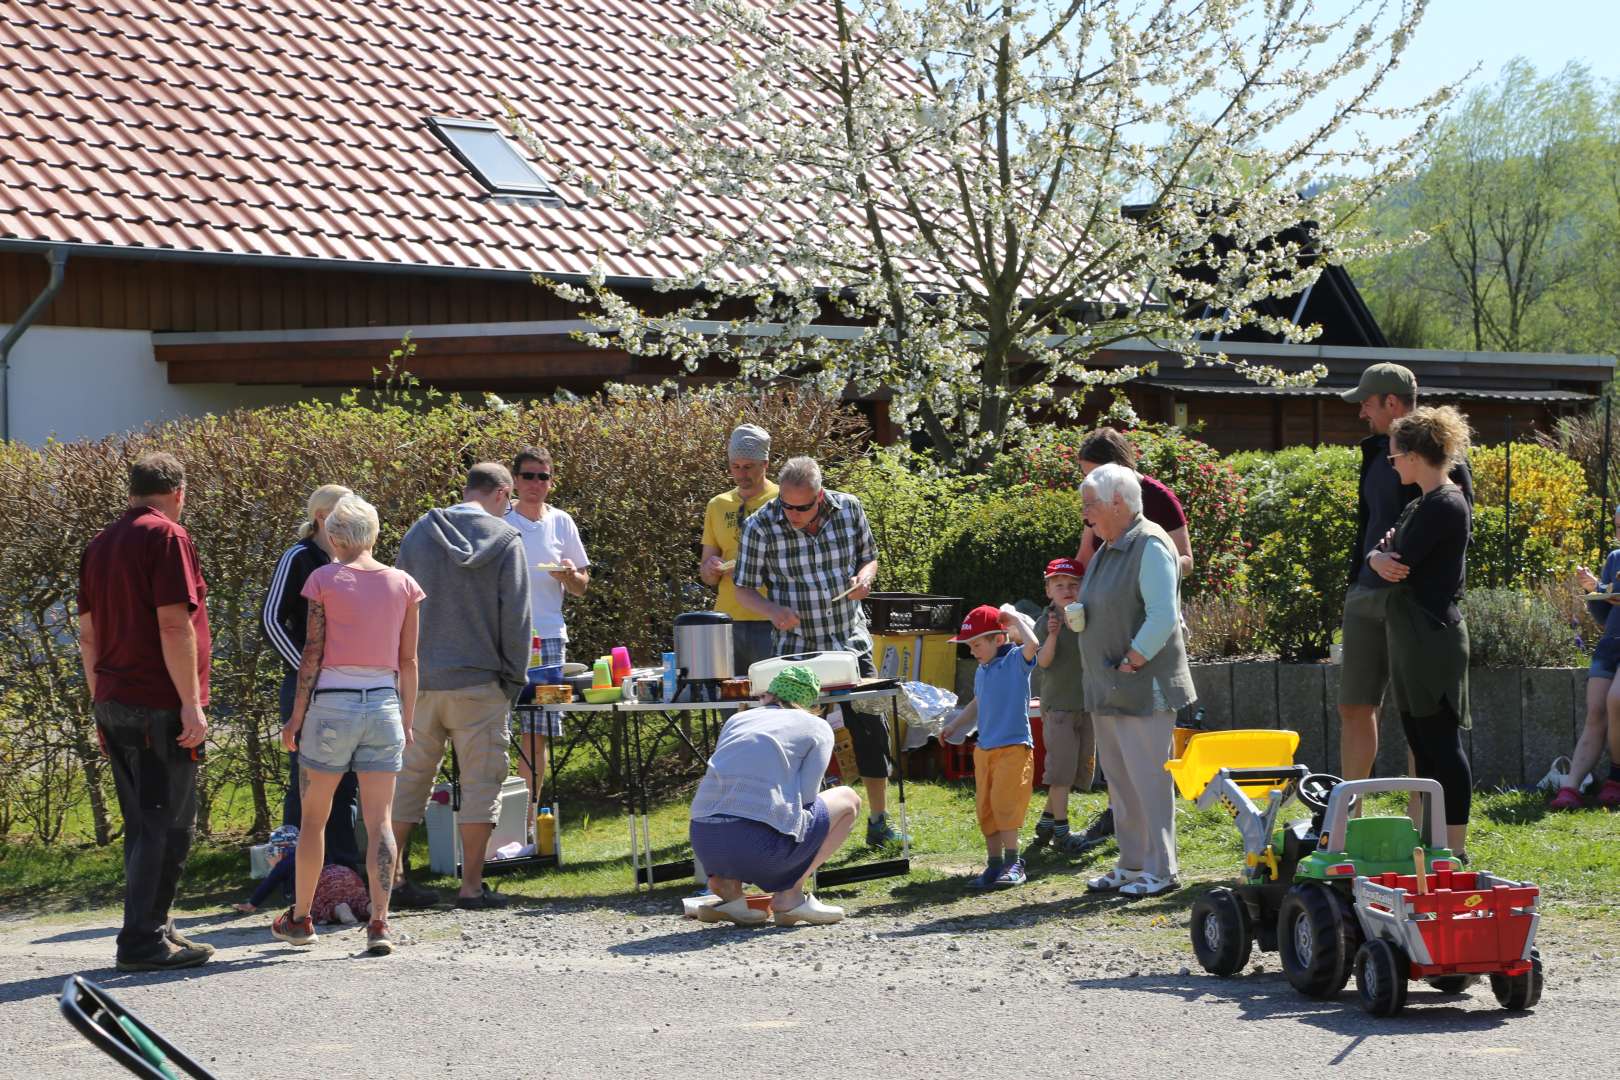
[[68, 714, 113, 846]]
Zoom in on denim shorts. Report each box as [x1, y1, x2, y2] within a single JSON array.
[[300, 688, 406, 774], [1591, 636, 1620, 681]]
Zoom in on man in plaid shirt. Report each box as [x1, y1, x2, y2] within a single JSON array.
[[734, 456, 904, 846]]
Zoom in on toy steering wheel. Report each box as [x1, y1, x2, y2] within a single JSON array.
[[1296, 772, 1344, 812]]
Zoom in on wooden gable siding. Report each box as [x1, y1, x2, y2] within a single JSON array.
[[0, 252, 625, 332]]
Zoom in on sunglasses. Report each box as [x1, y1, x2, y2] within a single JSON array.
[[517, 470, 552, 481], [779, 494, 819, 513]]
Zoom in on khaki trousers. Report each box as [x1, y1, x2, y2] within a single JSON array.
[[1093, 709, 1178, 878]]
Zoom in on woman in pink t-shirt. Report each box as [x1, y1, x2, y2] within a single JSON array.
[[274, 495, 424, 956]]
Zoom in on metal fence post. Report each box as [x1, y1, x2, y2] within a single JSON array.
[[1503, 415, 1513, 587], [1602, 391, 1613, 555]]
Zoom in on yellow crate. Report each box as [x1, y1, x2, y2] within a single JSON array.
[[872, 632, 957, 689]]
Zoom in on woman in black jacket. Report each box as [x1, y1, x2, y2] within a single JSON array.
[[1366, 407, 1474, 858], [262, 484, 360, 866]]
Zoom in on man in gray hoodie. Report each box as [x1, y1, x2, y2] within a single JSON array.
[[390, 462, 532, 909]]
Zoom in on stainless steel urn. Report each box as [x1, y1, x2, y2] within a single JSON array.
[[672, 611, 735, 681]]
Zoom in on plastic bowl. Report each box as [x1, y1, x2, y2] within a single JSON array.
[[581, 685, 623, 704]]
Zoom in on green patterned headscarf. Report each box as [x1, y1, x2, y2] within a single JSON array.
[[766, 665, 822, 709]]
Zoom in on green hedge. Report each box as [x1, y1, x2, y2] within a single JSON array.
[[929, 489, 1088, 611]]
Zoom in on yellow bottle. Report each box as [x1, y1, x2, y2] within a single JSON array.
[[536, 807, 556, 857]]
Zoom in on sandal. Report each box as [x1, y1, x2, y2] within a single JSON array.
[[1085, 866, 1137, 893], [1118, 873, 1178, 898]]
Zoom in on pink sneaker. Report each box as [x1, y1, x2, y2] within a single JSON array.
[[1547, 786, 1583, 811], [1596, 779, 1620, 809]]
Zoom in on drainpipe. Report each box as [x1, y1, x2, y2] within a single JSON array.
[[0, 248, 69, 443]]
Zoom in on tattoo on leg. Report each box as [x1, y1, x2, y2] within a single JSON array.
[[377, 835, 396, 894], [298, 765, 311, 800]]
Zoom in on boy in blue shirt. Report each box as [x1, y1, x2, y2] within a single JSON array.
[[942, 604, 1038, 888]]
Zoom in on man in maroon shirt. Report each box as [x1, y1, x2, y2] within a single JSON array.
[[78, 452, 214, 971]]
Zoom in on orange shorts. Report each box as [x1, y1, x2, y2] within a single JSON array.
[[973, 744, 1034, 836]]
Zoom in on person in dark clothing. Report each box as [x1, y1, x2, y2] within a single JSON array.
[[261, 483, 361, 869], [77, 452, 214, 971], [1338, 364, 1474, 783], [1369, 406, 1474, 857]]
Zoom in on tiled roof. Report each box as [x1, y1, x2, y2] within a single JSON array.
[[0, 0, 766, 281]]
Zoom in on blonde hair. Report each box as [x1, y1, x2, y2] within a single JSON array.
[[324, 495, 380, 553], [297, 484, 353, 541], [1390, 406, 1473, 468]]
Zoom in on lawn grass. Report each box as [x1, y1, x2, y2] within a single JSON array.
[[4, 782, 1616, 954]]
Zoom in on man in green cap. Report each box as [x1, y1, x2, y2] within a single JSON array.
[[1338, 363, 1473, 781]]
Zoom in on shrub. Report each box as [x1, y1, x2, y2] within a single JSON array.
[[929, 490, 1088, 611], [1461, 586, 1586, 669], [0, 388, 863, 844], [831, 448, 983, 593], [985, 423, 1247, 597], [1229, 445, 1360, 661], [1469, 442, 1597, 586], [1183, 589, 1272, 660]]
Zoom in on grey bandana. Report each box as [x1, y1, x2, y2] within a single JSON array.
[[728, 423, 771, 462]]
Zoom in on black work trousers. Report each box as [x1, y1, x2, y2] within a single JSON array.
[[1400, 703, 1473, 826], [97, 700, 198, 962]]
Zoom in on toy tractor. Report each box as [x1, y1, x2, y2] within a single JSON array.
[[1171, 731, 1544, 1014]]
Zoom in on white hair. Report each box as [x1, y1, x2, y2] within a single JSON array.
[[324, 494, 380, 552], [1081, 463, 1142, 515], [298, 483, 353, 541], [778, 456, 822, 492]]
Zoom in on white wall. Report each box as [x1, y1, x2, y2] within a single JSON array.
[[1, 325, 336, 445]]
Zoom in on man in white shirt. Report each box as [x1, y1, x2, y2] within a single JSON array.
[[504, 446, 590, 799]]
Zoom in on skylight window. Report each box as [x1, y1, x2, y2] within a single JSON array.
[[428, 117, 555, 198]]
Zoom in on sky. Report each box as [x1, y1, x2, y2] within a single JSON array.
[[1388, 0, 1619, 101]]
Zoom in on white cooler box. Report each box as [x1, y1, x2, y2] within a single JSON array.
[[425, 776, 530, 875]]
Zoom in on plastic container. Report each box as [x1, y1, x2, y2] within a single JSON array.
[[862, 592, 963, 634], [592, 656, 614, 689], [536, 807, 556, 857], [610, 647, 632, 685], [941, 737, 976, 781]]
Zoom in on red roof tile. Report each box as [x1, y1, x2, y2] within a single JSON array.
[[0, 0, 797, 281]]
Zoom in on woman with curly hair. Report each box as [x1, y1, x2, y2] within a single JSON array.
[[1367, 405, 1474, 858]]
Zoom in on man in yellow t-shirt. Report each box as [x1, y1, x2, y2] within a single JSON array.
[[700, 424, 779, 672]]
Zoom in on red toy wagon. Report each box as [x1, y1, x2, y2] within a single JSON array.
[[1350, 866, 1544, 1016]]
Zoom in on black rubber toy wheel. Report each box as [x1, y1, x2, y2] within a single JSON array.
[[1491, 948, 1544, 1011], [1426, 974, 1479, 994], [1191, 888, 1253, 976], [1355, 939, 1410, 1017], [1278, 883, 1359, 998]]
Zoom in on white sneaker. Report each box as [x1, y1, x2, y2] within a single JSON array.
[[696, 897, 769, 925], [1118, 873, 1178, 898], [773, 894, 845, 926]]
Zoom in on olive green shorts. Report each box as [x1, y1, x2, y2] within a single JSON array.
[[1338, 585, 1392, 708]]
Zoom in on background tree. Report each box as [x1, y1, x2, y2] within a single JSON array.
[[524, 0, 1449, 465], [1358, 60, 1616, 356]]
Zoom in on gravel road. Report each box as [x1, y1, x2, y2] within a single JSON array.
[[1, 893, 1613, 1079]]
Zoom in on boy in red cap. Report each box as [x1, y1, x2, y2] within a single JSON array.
[[941, 603, 1038, 888], [1032, 557, 1094, 854]]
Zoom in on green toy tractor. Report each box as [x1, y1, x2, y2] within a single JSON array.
[[1172, 731, 1460, 999]]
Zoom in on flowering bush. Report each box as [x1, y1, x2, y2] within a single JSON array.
[[1469, 443, 1597, 586], [985, 423, 1247, 597]]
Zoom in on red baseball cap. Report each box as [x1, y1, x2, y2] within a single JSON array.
[[1045, 557, 1082, 580], [949, 604, 1005, 643]]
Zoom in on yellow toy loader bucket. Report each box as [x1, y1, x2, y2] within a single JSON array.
[[1164, 729, 1300, 801]]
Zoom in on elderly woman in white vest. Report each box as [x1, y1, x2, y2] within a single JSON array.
[[1075, 464, 1197, 898]]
